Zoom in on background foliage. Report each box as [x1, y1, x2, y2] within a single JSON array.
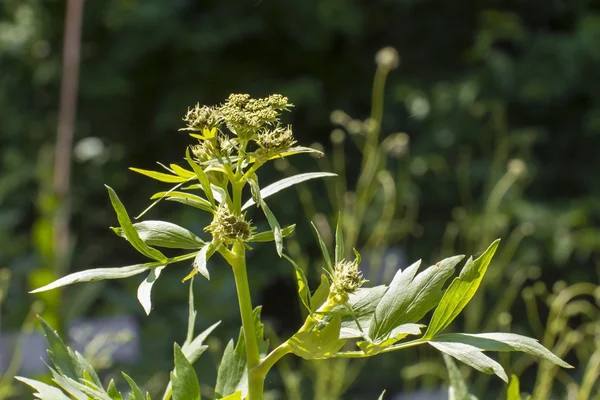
[[1, 0, 599, 398]]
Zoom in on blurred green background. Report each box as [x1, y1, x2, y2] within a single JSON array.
[[1, 0, 599, 399]]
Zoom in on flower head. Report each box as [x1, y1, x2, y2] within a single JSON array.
[[330, 254, 367, 303], [182, 104, 222, 131], [255, 125, 296, 159], [204, 204, 254, 244], [220, 94, 292, 134]]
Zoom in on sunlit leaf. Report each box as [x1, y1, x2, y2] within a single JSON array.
[[129, 167, 188, 183], [186, 148, 215, 206], [30, 263, 155, 293], [507, 375, 520, 400], [288, 315, 346, 359], [428, 341, 508, 382], [424, 240, 500, 339], [151, 191, 213, 212], [170, 164, 196, 179], [122, 373, 145, 400], [311, 222, 332, 273], [310, 274, 330, 311], [15, 377, 71, 400], [334, 215, 344, 266], [106, 185, 168, 263], [111, 220, 204, 249]]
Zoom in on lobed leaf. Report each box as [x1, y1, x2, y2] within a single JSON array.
[[424, 240, 500, 339], [112, 220, 204, 249], [106, 185, 168, 263], [371, 255, 463, 341], [357, 324, 423, 355], [30, 263, 155, 293], [241, 172, 336, 210]]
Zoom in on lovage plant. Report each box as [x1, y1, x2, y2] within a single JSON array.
[[19, 95, 571, 399]]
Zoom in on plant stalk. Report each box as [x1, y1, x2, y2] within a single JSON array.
[[231, 241, 262, 399]]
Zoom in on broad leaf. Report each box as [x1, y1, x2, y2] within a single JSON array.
[[30, 262, 155, 293], [247, 224, 295, 243], [215, 308, 268, 399], [112, 221, 204, 249], [288, 315, 346, 359], [432, 332, 572, 368], [241, 172, 336, 210], [130, 168, 188, 183], [137, 265, 166, 315], [336, 286, 387, 339], [106, 185, 168, 263], [284, 254, 310, 312], [171, 344, 201, 400], [186, 148, 215, 206], [424, 240, 500, 339], [122, 373, 145, 400], [371, 255, 463, 340], [428, 341, 508, 382], [16, 377, 71, 400]]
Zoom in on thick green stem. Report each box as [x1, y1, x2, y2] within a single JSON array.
[[230, 242, 262, 399]]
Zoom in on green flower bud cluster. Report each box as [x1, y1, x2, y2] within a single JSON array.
[[182, 104, 222, 131], [255, 125, 297, 159], [331, 257, 367, 303], [220, 93, 292, 133], [191, 132, 236, 162], [204, 204, 254, 244]]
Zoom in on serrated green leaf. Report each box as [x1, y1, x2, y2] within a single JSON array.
[[424, 240, 500, 339], [311, 222, 332, 272], [137, 265, 166, 315], [16, 377, 71, 400], [283, 254, 310, 311], [371, 255, 463, 341], [112, 221, 204, 249], [288, 315, 346, 359], [444, 354, 476, 400], [310, 274, 330, 311], [429, 341, 508, 382], [107, 379, 123, 400], [122, 373, 145, 400], [241, 172, 337, 210], [215, 308, 268, 398], [432, 332, 572, 368], [130, 168, 188, 183], [334, 215, 344, 266], [182, 321, 221, 363], [186, 148, 215, 206], [247, 224, 295, 243], [106, 185, 168, 263], [507, 375, 520, 400], [30, 263, 155, 293], [171, 344, 201, 400]]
